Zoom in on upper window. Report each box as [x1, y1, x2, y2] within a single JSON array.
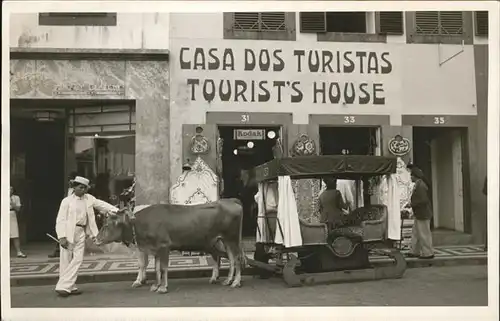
[[39, 13, 117, 26], [300, 11, 403, 42], [378, 12, 404, 34], [475, 11, 488, 37], [408, 11, 472, 44], [234, 12, 286, 32], [415, 11, 463, 36], [224, 12, 296, 41], [300, 12, 367, 33]]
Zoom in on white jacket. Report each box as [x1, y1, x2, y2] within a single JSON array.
[[55, 193, 118, 243]]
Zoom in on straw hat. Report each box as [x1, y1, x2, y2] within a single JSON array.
[[71, 176, 90, 188]]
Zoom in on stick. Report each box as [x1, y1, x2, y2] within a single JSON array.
[[46, 233, 73, 250], [46, 233, 60, 244]]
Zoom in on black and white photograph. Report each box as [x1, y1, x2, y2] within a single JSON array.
[[1, 1, 498, 320]]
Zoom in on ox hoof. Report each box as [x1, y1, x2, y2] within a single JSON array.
[[230, 281, 241, 288], [156, 286, 168, 294], [150, 284, 160, 292], [131, 281, 143, 288], [222, 279, 233, 286], [209, 277, 219, 284]]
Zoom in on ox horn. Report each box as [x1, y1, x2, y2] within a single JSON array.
[[106, 210, 118, 217]]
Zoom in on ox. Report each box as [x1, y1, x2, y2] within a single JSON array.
[[95, 199, 245, 294]]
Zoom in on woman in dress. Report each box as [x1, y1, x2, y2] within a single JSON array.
[[10, 186, 27, 258]]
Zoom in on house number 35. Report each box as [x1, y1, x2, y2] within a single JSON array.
[[434, 117, 445, 125]]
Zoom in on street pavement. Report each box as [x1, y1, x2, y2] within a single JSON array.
[[10, 265, 487, 307], [10, 244, 487, 287]]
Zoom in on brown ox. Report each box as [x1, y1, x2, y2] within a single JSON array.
[[95, 198, 245, 294]]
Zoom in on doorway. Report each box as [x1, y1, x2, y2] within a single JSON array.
[[219, 126, 280, 237], [319, 126, 380, 156], [10, 117, 66, 243], [319, 126, 380, 205], [413, 127, 467, 232]]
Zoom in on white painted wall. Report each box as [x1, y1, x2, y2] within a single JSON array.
[[8, 12, 479, 190], [10, 13, 170, 49], [168, 12, 478, 185]]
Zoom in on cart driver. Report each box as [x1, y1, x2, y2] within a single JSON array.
[[319, 177, 349, 231]]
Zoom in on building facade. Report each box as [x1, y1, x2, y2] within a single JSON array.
[[9, 13, 170, 243], [9, 11, 488, 244]]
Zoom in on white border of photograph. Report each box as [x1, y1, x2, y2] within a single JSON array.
[[2, 1, 499, 321]]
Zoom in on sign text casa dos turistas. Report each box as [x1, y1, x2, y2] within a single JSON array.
[[178, 46, 394, 106]]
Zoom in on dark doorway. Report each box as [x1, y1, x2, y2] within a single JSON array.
[[10, 117, 66, 243], [219, 126, 279, 237], [413, 127, 468, 232], [320, 126, 378, 156], [319, 126, 379, 206]]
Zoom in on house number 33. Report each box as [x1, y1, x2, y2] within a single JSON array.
[[344, 116, 356, 124]]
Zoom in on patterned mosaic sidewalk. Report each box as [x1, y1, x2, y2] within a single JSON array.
[[10, 245, 486, 279]]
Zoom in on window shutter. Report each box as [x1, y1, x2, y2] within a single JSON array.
[[439, 11, 463, 35], [260, 12, 286, 31], [415, 11, 439, 34], [39, 12, 117, 26], [233, 12, 286, 32], [45, 13, 110, 18], [234, 12, 260, 31], [475, 11, 488, 36], [300, 12, 326, 33], [379, 12, 404, 34]]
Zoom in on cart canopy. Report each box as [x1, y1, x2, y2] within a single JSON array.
[[254, 155, 397, 182]]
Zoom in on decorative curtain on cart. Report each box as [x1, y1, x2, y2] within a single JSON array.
[[255, 182, 278, 243], [274, 176, 303, 247], [375, 174, 401, 240]]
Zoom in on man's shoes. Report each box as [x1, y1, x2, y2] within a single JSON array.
[[419, 255, 435, 259], [56, 289, 82, 297], [71, 289, 83, 295], [55, 290, 70, 298], [16, 253, 27, 258], [405, 253, 420, 258]]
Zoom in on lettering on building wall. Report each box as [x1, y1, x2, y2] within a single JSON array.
[[179, 47, 393, 105], [53, 83, 125, 96], [234, 129, 265, 140]]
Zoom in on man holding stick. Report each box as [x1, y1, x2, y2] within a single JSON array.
[[54, 176, 118, 297]]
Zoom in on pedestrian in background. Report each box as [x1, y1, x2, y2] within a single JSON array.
[[54, 176, 118, 297], [406, 167, 434, 259], [10, 186, 27, 258]]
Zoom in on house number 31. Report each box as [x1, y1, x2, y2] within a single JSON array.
[[241, 114, 250, 123]]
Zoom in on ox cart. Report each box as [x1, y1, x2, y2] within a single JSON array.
[[245, 155, 407, 287]]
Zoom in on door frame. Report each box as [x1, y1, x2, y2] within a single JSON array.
[[310, 114, 389, 156], [205, 111, 293, 157], [403, 115, 476, 234]]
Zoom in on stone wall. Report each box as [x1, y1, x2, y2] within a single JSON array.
[[10, 58, 170, 205]]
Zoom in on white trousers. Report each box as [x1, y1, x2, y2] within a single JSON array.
[[410, 218, 434, 257], [55, 226, 86, 292]]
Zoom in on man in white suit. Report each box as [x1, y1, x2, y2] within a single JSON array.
[[55, 176, 118, 297]]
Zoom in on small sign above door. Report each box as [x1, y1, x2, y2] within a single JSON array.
[[234, 129, 265, 140]]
